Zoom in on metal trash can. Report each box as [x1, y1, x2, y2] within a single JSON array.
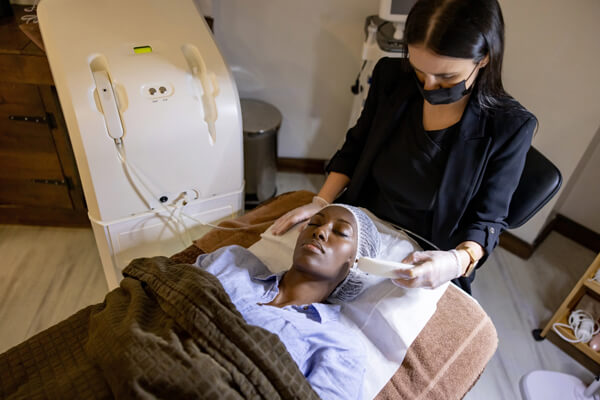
[[240, 98, 281, 208]]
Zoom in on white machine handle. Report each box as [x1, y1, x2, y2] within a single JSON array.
[[182, 43, 219, 144], [357, 257, 414, 278], [92, 70, 124, 141]]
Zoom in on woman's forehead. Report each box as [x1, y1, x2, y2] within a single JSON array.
[[408, 44, 476, 75], [319, 206, 356, 226]]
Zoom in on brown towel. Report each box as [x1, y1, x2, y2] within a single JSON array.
[[377, 287, 497, 399], [192, 190, 314, 253]]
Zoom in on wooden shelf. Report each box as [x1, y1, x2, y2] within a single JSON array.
[[552, 314, 600, 365], [541, 253, 600, 371], [584, 279, 600, 294]]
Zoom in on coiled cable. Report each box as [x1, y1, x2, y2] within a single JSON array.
[[553, 309, 600, 344]]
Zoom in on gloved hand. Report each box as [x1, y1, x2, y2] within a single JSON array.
[[392, 250, 464, 289], [271, 196, 329, 235]]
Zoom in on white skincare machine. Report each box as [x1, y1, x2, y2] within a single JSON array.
[[347, 1, 416, 128], [38, 0, 244, 289], [378, 0, 414, 40]]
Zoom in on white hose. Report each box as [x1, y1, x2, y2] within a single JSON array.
[[114, 141, 272, 247]]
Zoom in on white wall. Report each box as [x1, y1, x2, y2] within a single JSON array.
[[212, 0, 379, 159], [500, 0, 600, 243], [556, 126, 600, 233]]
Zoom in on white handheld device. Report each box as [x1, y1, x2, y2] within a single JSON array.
[[92, 70, 124, 141], [182, 43, 219, 144], [357, 257, 414, 278]]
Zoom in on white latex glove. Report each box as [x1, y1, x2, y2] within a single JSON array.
[[271, 196, 329, 235], [392, 250, 463, 289]]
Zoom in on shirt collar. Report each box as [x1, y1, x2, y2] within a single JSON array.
[[308, 302, 342, 323], [253, 270, 284, 284]]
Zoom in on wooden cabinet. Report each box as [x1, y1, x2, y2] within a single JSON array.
[[0, 7, 88, 226], [539, 253, 600, 374]]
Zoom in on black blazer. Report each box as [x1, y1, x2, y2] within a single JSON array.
[[327, 58, 536, 292]]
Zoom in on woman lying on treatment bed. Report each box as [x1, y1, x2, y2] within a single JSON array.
[[0, 204, 380, 400], [194, 203, 381, 400]]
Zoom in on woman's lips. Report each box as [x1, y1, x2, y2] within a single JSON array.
[[303, 241, 324, 254]]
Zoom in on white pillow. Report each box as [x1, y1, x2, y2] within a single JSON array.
[[248, 209, 449, 399]]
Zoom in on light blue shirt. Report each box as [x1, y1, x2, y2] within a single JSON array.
[[194, 245, 365, 400]]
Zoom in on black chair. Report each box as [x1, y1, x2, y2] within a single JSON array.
[[457, 146, 562, 293], [506, 147, 562, 229]]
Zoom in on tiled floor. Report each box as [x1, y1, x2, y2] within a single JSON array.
[[0, 172, 597, 399]]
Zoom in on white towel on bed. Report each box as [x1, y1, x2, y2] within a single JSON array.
[[248, 209, 448, 400]]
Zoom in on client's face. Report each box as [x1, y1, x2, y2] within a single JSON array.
[[292, 206, 358, 284]]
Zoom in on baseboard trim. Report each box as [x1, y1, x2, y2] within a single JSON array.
[[500, 213, 600, 259], [277, 158, 327, 174], [499, 231, 535, 259], [552, 214, 600, 253]]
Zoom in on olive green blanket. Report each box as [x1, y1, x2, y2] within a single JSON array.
[[0, 256, 318, 400]]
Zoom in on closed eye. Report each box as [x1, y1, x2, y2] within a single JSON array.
[[412, 65, 458, 81]]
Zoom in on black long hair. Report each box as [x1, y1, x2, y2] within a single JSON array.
[[403, 0, 522, 113]]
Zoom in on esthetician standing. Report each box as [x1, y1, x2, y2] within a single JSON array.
[[272, 0, 537, 294]]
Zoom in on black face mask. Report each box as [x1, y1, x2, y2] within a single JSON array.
[[414, 65, 478, 105]]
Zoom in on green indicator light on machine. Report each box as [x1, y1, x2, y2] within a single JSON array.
[[133, 46, 152, 54]]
